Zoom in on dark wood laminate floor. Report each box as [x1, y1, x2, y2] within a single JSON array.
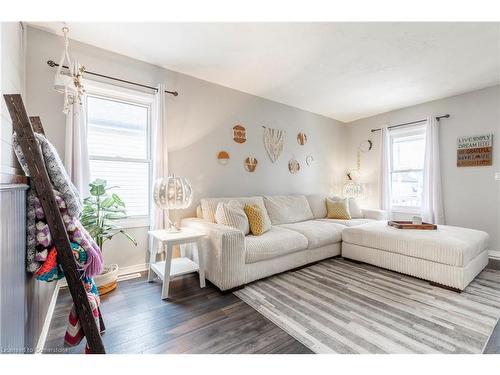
[[43, 272, 313, 354], [44, 259, 500, 354]]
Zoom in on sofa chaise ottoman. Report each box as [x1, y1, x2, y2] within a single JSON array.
[[341, 221, 490, 291]]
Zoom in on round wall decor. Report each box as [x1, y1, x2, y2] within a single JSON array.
[[297, 132, 307, 145], [217, 151, 230, 165], [288, 158, 300, 174], [306, 155, 314, 166], [358, 139, 373, 153], [244, 157, 258, 172], [233, 124, 247, 144]]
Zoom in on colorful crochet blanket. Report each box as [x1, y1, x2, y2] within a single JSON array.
[[33, 191, 104, 352]]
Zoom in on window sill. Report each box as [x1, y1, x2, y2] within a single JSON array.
[[391, 207, 422, 215], [114, 216, 150, 229]]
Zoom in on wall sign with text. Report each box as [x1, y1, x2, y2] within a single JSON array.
[[457, 134, 493, 167]]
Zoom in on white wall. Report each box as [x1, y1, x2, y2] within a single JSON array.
[[1, 22, 58, 352], [345, 85, 500, 252], [1, 22, 25, 175], [25, 26, 347, 267]]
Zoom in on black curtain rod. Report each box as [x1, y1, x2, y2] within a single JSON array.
[[371, 114, 450, 133], [47, 60, 179, 97]]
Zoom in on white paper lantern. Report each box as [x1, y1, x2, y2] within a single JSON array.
[[153, 176, 193, 210]]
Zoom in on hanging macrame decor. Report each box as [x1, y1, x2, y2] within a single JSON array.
[[263, 126, 285, 163], [54, 26, 85, 114]]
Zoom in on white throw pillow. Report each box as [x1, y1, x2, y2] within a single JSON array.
[[215, 200, 250, 235], [306, 194, 327, 219], [329, 196, 363, 219], [348, 198, 363, 218]]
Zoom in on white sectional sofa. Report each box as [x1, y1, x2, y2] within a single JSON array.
[[182, 194, 385, 291]]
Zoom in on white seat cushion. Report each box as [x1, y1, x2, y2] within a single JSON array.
[[279, 220, 344, 249], [245, 226, 308, 264], [318, 218, 375, 227], [342, 221, 489, 267], [263, 195, 314, 225]]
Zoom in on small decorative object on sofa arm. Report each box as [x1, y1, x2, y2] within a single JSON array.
[[153, 175, 193, 232]]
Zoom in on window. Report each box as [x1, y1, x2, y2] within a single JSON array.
[[86, 82, 153, 223], [389, 125, 426, 210]]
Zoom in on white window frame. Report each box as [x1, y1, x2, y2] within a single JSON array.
[[84, 80, 154, 228], [389, 124, 426, 214]]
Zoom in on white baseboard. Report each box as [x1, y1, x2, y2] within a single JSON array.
[[35, 279, 63, 354], [489, 250, 500, 260], [118, 263, 148, 276], [58, 263, 149, 289]]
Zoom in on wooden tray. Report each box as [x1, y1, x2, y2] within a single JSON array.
[[388, 220, 437, 230]]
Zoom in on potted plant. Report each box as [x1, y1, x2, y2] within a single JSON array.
[[81, 178, 137, 295]]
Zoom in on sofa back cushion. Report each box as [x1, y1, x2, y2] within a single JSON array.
[[306, 194, 327, 219], [263, 195, 314, 225], [200, 196, 268, 223]]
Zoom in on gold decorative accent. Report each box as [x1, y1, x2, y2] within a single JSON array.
[[233, 124, 247, 143], [244, 157, 258, 172], [297, 132, 307, 145], [288, 158, 300, 174], [217, 151, 230, 165]]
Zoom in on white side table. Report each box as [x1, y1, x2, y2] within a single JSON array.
[[147, 229, 206, 300]]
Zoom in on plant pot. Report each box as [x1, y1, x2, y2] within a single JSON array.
[[94, 264, 119, 296]]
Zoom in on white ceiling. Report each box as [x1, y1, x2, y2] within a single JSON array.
[[30, 22, 500, 122]]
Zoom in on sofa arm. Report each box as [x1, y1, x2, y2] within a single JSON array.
[[182, 217, 246, 290], [362, 208, 387, 220]]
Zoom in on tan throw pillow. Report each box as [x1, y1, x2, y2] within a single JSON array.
[[244, 204, 271, 236], [215, 200, 250, 235], [329, 196, 362, 218], [326, 198, 351, 220]]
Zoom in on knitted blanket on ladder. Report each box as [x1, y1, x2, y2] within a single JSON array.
[[12, 131, 104, 353]]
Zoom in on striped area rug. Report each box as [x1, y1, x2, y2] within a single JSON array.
[[234, 258, 500, 353]]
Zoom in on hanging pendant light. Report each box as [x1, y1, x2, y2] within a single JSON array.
[[54, 25, 85, 114]]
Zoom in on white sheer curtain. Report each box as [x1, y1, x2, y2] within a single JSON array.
[[422, 116, 445, 224], [150, 83, 170, 233], [64, 97, 90, 199], [379, 127, 392, 219]]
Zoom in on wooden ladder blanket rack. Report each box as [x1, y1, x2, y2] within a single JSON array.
[[3, 94, 106, 354]]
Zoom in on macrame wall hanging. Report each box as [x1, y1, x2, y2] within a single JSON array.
[[54, 26, 85, 114], [263, 126, 285, 163]]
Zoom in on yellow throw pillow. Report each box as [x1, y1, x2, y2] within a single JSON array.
[[326, 198, 351, 220], [244, 204, 271, 236]]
